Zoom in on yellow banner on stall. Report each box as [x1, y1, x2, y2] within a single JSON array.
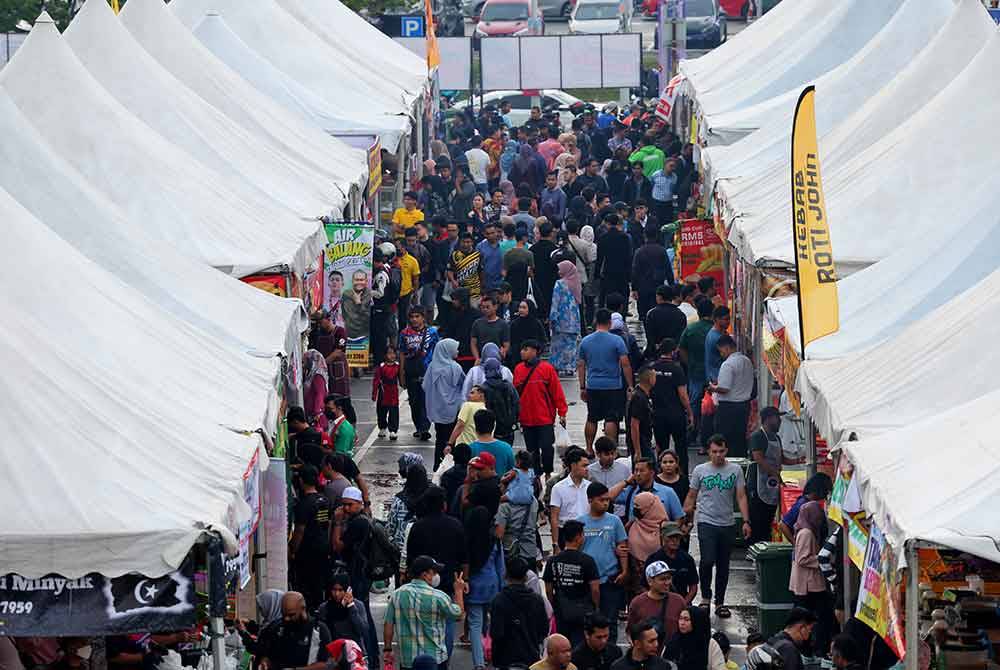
[[791, 86, 839, 350], [109, 0, 120, 12], [847, 515, 869, 570]]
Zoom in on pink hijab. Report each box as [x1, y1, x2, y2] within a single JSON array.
[[558, 260, 582, 304]]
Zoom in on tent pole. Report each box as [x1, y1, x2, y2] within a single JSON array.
[[206, 534, 228, 670], [753, 273, 769, 408], [842, 516, 853, 617], [905, 541, 919, 670], [415, 97, 425, 178]]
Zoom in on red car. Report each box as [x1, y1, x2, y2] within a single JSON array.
[[474, 0, 541, 37], [719, 0, 751, 17]]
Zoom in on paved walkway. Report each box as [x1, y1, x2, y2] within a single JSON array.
[[346, 316, 759, 667]]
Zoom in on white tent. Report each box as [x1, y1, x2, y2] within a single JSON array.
[[701, 0, 958, 176], [277, 0, 427, 97], [710, 0, 993, 240], [0, 13, 326, 279], [842, 390, 1000, 564], [63, 0, 349, 218], [683, 0, 905, 142], [117, 0, 369, 194], [190, 12, 392, 145], [725, 27, 1000, 274], [0, 88, 305, 358], [170, 0, 411, 151], [0, 185, 274, 578]]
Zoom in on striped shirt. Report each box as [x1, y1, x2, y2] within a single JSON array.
[[449, 249, 484, 298], [385, 580, 462, 666]]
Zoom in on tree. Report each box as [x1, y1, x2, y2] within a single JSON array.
[[0, 0, 76, 32]]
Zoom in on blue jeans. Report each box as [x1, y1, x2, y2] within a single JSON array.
[[599, 581, 624, 644], [468, 603, 487, 668]]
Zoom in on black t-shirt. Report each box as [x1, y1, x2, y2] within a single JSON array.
[[573, 642, 624, 670], [290, 428, 325, 467], [626, 387, 654, 454], [644, 304, 688, 358], [643, 548, 698, 598], [650, 359, 688, 420], [407, 512, 468, 596], [258, 621, 332, 670], [294, 491, 331, 557], [542, 548, 599, 603], [469, 475, 502, 518]]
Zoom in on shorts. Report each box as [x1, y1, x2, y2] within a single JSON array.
[[585, 388, 626, 423]]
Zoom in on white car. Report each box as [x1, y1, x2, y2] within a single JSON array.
[[568, 0, 631, 33], [452, 89, 587, 129]]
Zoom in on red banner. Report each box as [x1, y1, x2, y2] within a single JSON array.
[[678, 218, 724, 289], [241, 273, 288, 297]]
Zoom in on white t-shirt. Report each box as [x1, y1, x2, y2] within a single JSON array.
[[465, 148, 490, 185], [679, 301, 698, 324], [550, 476, 591, 526], [717, 351, 754, 402]]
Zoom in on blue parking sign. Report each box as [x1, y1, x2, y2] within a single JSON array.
[[400, 15, 426, 37]]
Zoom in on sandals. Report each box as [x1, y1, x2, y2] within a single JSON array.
[[715, 606, 732, 618]]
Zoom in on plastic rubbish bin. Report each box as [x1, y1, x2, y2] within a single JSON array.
[[747, 541, 795, 637]]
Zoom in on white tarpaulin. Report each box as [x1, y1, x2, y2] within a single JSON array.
[[0, 88, 306, 359], [0, 185, 275, 578], [0, 13, 326, 279], [682, 0, 905, 142], [702, 0, 959, 176], [277, 0, 427, 96], [189, 12, 399, 149], [726, 25, 1000, 272], [171, 0, 411, 151], [712, 0, 993, 262], [843, 391, 1000, 564], [63, 0, 348, 218], [118, 0, 369, 193]]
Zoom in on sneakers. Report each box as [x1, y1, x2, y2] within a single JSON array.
[[378, 429, 387, 439], [418, 431, 432, 441], [389, 432, 398, 441]]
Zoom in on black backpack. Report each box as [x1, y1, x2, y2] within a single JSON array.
[[362, 518, 400, 582], [483, 377, 520, 437], [384, 265, 403, 305]]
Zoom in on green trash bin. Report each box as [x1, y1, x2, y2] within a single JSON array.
[[747, 542, 795, 637]]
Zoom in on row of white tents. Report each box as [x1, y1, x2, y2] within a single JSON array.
[[0, 0, 427, 581], [678, 0, 1000, 568]]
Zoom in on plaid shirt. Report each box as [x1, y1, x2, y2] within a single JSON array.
[[385, 580, 462, 666]]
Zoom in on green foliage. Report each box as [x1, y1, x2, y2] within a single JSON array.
[[0, 0, 75, 32], [340, 0, 411, 15]]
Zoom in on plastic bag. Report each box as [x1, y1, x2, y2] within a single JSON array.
[[433, 453, 454, 484], [554, 422, 571, 449], [701, 391, 716, 417]]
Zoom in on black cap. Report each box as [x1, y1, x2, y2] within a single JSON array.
[[409, 555, 445, 576]]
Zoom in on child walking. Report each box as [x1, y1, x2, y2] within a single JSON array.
[[373, 346, 400, 440]]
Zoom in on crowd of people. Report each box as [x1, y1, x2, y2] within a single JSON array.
[[245, 101, 875, 670]]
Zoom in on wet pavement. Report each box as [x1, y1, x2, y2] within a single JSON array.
[[348, 313, 761, 667]]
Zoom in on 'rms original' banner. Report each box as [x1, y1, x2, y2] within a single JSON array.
[[0, 560, 195, 636], [791, 86, 839, 351]]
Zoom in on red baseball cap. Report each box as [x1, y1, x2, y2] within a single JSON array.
[[469, 451, 497, 470]]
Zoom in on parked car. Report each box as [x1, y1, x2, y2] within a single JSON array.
[[719, 0, 780, 19], [451, 89, 589, 129], [474, 0, 543, 37], [568, 0, 631, 33], [464, 0, 575, 21], [685, 0, 726, 47]]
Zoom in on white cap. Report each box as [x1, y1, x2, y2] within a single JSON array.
[[645, 561, 674, 580], [341, 486, 363, 503]]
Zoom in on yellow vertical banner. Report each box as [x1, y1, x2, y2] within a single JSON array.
[[109, 0, 121, 13], [425, 0, 441, 70], [791, 86, 838, 351]]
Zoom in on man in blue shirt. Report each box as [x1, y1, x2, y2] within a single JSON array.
[[476, 222, 504, 292], [579, 482, 628, 644], [703, 305, 731, 383], [609, 458, 684, 523], [649, 158, 678, 229], [469, 408, 516, 476], [540, 170, 567, 223], [578, 309, 635, 455]]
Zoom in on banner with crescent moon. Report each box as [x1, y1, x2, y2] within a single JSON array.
[[0, 559, 195, 636]]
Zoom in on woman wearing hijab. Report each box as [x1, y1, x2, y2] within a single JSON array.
[[627, 492, 668, 598], [579, 225, 599, 328], [464, 505, 505, 670], [509, 144, 543, 195], [790, 500, 833, 655], [549, 260, 582, 375], [462, 341, 514, 400], [238, 589, 285, 654], [317, 573, 371, 656], [387, 456, 429, 584], [302, 350, 329, 428], [611, 312, 643, 373], [507, 300, 547, 368], [500, 143, 519, 183], [499, 179, 516, 208], [665, 606, 727, 670], [422, 338, 467, 470], [480, 354, 521, 446]]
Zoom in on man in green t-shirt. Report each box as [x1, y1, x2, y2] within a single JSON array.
[[677, 299, 714, 452], [325, 395, 356, 457]]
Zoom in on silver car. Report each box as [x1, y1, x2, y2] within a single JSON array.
[[463, 0, 574, 20]]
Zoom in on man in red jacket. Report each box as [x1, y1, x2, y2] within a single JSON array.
[[514, 338, 569, 479]]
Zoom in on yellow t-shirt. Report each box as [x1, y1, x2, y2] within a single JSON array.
[[392, 207, 424, 236], [398, 253, 421, 297], [456, 401, 486, 445]]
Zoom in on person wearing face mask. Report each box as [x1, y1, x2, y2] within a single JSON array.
[[767, 608, 818, 670], [256, 592, 332, 670], [383, 556, 466, 670], [316, 572, 371, 657], [324, 395, 356, 458]]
